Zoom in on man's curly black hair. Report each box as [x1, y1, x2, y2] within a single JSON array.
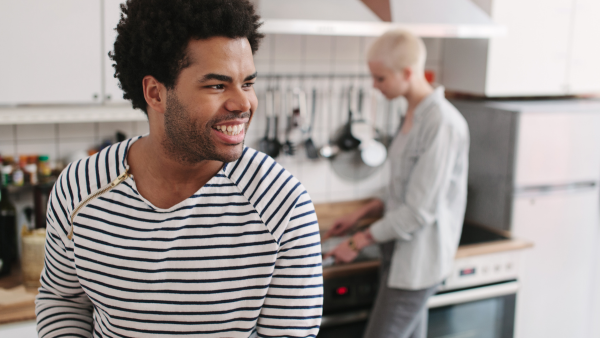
[[109, 0, 264, 114]]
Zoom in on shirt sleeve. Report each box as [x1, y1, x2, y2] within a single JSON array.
[[256, 192, 323, 338], [35, 172, 94, 337], [370, 122, 464, 242]]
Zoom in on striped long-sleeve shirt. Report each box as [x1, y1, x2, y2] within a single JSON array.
[[35, 136, 323, 338]]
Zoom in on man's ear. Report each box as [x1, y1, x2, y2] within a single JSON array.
[[143, 75, 167, 115]]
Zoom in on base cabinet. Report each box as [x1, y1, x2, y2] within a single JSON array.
[[511, 187, 598, 338]]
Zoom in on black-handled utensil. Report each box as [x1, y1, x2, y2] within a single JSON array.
[[259, 90, 281, 158], [336, 86, 361, 151], [258, 90, 272, 155], [305, 88, 319, 159], [283, 90, 295, 156], [270, 89, 282, 158]]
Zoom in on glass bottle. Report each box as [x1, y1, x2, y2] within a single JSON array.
[[0, 181, 18, 277]]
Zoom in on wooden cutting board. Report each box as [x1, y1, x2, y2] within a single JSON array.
[[314, 199, 380, 232]]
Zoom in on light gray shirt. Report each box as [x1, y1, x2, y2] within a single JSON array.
[[370, 87, 470, 290]]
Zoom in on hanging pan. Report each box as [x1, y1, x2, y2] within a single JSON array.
[[324, 86, 387, 181]]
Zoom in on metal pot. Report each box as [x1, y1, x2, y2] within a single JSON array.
[[322, 87, 387, 181]]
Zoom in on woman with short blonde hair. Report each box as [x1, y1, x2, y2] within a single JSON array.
[[325, 30, 470, 338]]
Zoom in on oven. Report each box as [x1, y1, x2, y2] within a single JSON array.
[[318, 223, 525, 338], [318, 280, 518, 338], [427, 280, 518, 338], [318, 264, 378, 338]]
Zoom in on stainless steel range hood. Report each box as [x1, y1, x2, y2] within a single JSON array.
[[255, 0, 505, 38]]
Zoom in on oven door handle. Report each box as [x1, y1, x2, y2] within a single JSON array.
[[427, 281, 519, 309], [321, 309, 370, 328]]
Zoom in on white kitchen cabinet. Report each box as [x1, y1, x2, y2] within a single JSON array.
[[514, 109, 600, 187], [0, 1, 103, 105], [104, 0, 128, 104], [594, 242, 600, 338], [567, 0, 600, 94], [511, 187, 598, 338], [441, 0, 600, 97]]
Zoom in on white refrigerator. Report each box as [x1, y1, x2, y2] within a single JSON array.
[[452, 99, 600, 338]]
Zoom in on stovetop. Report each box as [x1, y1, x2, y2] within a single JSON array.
[[321, 222, 518, 316], [459, 223, 508, 246], [322, 223, 509, 268]]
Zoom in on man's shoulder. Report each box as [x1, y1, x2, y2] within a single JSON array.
[[223, 147, 303, 197], [52, 139, 134, 211], [223, 147, 310, 232]]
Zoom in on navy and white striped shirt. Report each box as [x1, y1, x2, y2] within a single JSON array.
[[35, 136, 323, 338]]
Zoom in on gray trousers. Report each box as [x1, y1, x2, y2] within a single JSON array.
[[363, 243, 439, 338]]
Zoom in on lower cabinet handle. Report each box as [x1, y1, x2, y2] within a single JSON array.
[[321, 309, 370, 328]]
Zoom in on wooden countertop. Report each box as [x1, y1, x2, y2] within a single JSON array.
[[0, 265, 37, 325], [316, 199, 534, 279]]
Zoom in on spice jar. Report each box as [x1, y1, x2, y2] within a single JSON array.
[[21, 226, 46, 287]]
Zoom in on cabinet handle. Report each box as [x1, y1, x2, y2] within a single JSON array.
[[428, 281, 519, 308], [321, 309, 370, 328]]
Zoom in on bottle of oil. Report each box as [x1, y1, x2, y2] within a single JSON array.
[[0, 180, 18, 277]]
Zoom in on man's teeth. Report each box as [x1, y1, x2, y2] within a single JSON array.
[[215, 124, 244, 136]]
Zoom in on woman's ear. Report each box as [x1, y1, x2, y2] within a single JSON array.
[[402, 67, 413, 82], [142, 75, 167, 115]]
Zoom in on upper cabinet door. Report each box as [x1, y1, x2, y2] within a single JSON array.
[[104, 0, 128, 104], [0, 1, 102, 105], [486, 0, 573, 96], [567, 0, 600, 94]]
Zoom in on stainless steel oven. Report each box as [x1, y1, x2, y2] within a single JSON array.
[[318, 279, 519, 338], [427, 280, 518, 338]]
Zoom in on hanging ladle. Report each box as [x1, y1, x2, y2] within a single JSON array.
[[304, 88, 319, 159]]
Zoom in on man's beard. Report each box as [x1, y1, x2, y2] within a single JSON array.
[[162, 91, 247, 165]]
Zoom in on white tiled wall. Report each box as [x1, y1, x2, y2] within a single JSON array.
[[0, 121, 149, 164], [0, 34, 443, 204], [245, 73, 398, 204], [249, 34, 442, 203]]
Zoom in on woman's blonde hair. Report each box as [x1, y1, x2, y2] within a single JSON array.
[[367, 29, 426, 74]]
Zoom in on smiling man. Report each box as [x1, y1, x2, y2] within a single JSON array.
[[34, 1, 323, 337]]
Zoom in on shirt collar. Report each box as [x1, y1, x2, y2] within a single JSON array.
[[413, 86, 445, 121]]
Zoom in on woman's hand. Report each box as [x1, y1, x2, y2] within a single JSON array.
[[324, 213, 360, 239], [324, 230, 376, 264], [324, 238, 359, 264]]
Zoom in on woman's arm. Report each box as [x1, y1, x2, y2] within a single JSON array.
[[323, 198, 384, 239]]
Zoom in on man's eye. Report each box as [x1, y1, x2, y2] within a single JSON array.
[[243, 82, 255, 88], [209, 84, 225, 90]]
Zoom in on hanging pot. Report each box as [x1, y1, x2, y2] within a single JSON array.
[[324, 86, 387, 181]]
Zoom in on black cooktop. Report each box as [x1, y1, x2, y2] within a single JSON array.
[[459, 223, 508, 246]]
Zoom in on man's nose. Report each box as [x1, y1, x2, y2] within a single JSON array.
[[224, 88, 252, 113]]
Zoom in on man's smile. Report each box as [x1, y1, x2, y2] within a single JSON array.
[[211, 118, 249, 144], [212, 122, 245, 136]]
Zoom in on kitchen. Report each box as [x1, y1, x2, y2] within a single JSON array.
[[1, 0, 600, 337]]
